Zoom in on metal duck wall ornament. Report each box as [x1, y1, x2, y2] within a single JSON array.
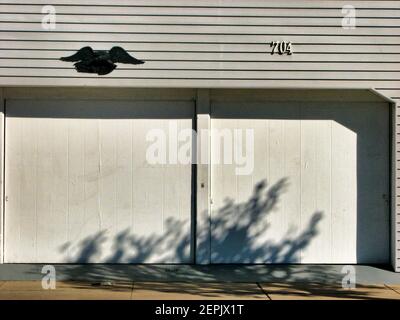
[[60, 46, 144, 75]]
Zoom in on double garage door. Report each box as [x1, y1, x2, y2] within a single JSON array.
[[4, 95, 390, 264]]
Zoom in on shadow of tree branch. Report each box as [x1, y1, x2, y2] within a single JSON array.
[[52, 178, 388, 299]]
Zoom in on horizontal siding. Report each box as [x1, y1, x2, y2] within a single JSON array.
[[0, 1, 398, 84], [3, 24, 400, 34], [0, 0, 399, 270], [0, 78, 396, 86], [2, 8, 400, 18], [3, 33, 400, 44], [2, 15, 400, 26], [1, 69, 399, 80], [3, 51, 400, 61], [3, 60, 400, 71], [3, 42, 400, 53], [1, 1, 398, 8]]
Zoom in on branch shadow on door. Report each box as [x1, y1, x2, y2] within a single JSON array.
[[201, 178, 323, 264], [49, 179, 393, 299], [59, 178, 322, 265]]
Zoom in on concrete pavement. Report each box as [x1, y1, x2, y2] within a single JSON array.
[[1, 280, 400, 300], [1, 265, 400, 300]]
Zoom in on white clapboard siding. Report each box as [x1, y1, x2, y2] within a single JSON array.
[[3, 42, 400, 54], [2, 60, 400, 71], [0, 66, 399, 78], [0, 0, 397, 87], [6, 41, 400, 53], [2, 23, 400, 35], [0, 78, 398, 89], [4, 99, 194, 263], [2, 33, 400, 44], [1, 0, 398, 8], [2, 14, 400, 27], [1, 5, 399, 17], [3, 51, 400, 63], [210, 99, 389, 264], [1, 68, 400, 81]]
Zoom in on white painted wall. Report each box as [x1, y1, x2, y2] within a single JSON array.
[[0, 1, 398, 92]]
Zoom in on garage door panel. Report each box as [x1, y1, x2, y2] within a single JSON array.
[[211, 100, 389, 264], [5, 99, 194, 263]]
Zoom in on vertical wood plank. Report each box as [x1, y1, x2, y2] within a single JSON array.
[[248, 119, 269, 260], [177, 118, 193, 261], [35, 118, 53, 261], [210, 118, 236, 263], [67, 118, 85, 262], [4, 115, 22, 262], [115, 120, 133, 236], [300, 119, 315, 262], [83, 119, 101, 258], [19, 114, 37, 262], [312, 120, 332, 262], [51, 118, 69, 260], [98, 119, 117, 259], [267, 119, 286, 260], [300, 116, 332, 263], [331, 119, 357, 263], [283, 118, 301, 263], [235, 119, 254, 203]]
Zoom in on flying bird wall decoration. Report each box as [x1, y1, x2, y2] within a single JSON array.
[[60, 46, 144, 75]]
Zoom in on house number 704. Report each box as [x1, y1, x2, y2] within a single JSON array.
[[270, 41, 293, 55]]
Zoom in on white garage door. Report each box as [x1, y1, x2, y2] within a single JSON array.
[[211, 99, 389, 264], [5, 99, 194, 263]]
